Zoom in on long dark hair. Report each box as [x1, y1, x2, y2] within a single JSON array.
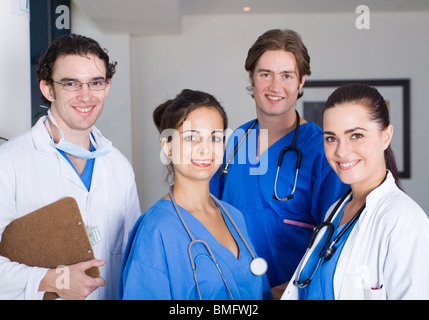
[[323, 83, 401, 188]]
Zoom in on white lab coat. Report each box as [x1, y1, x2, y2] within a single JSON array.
[[0, 116, 141, 300], [282, 171, 429, 300]]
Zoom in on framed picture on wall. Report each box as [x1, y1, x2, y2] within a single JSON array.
[[296, 79, 410, 178]]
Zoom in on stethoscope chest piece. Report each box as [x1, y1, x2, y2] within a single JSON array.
[[250, 257, 268, 276]]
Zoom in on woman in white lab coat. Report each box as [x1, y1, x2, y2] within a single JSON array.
[[282, 83, 429, 300]]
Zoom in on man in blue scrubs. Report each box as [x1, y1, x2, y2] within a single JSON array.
[[210, 29, 347, 298]]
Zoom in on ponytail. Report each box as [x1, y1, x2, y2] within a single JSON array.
[[385, 146, 401, 189]]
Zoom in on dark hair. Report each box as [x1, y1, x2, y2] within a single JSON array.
[[245, 29, 311, 99], [153, 89, 228, 183], [323, 83, 401, 188], [37, 33, 117, 105]]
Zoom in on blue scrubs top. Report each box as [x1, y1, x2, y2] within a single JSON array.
[[210, 120, 348, 288], [297, 200, 357, 300], [57, 144, 95, 191], [117, 198, 271, 300]]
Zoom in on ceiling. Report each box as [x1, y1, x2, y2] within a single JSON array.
[[72, 0, 429, 35]]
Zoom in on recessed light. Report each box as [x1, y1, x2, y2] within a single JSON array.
[[243, 6, 251, 12]]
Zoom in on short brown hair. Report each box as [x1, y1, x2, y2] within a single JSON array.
[[37, 34, 117, 105], [245, 29, 311, 98]]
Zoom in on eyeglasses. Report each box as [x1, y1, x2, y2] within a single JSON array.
[[51, 79, 109, 91]]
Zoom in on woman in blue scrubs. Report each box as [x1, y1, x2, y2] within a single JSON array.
[[118, 89, 270, 300]]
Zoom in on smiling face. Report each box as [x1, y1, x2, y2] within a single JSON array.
[[163, 107, 225, 184], [250, 50, 305, 120], [40, 54, 110, 138], [323, 103, 393, 190]]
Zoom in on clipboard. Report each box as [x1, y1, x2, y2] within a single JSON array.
[[0, 197, 100, 300]]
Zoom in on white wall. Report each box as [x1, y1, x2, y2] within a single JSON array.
[[130, 11, 429, 213], [71, 2, 133, 162], [0, 0, 31, 142]]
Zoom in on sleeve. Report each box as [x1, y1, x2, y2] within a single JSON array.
[[0, 153, 48, 300], [0, 260, 49, 300], [123, 169, 142, 246], [121, 260, 171, 300], [383, 211, 429, 299], [118, 214, 172, 300], [310, 153, 348, 225]]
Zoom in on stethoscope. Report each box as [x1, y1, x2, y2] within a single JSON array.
[[220, 110, 302, 202], [168, 187, 268, 300], [292, 188, 366, 288]]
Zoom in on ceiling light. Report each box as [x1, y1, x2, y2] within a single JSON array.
[[243, 6, 251, 12]]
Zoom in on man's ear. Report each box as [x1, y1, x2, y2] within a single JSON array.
[[104, 78, 111, 97], [248, 72, 254, 87], [298, 75, 306, 91], [39, 80, 55, 102]]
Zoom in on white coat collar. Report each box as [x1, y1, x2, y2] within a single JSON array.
[[333, 170, 397, 298], [31, 114, 111, 153], [365, 170, 397, 208], [337, 171, 396, 229], [32, 115, 55, 152], [281, 172, 397, 300], [31, 115, 111, 190]]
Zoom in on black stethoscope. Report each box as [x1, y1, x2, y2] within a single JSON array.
[[293, 188, 366, 288], [168, 187, 268, 300], [220, 110, 302, 202]]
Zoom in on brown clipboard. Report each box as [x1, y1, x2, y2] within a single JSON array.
[[0, 197, 99, 300]]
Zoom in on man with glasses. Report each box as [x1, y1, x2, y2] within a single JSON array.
[[0, 34, 140, 299]]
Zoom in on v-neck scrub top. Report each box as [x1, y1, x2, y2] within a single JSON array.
[[118, 198, 270, 300], [57, 143, 95, 191]]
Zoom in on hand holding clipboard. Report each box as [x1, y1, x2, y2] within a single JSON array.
[[0, 197, 103, 300]]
